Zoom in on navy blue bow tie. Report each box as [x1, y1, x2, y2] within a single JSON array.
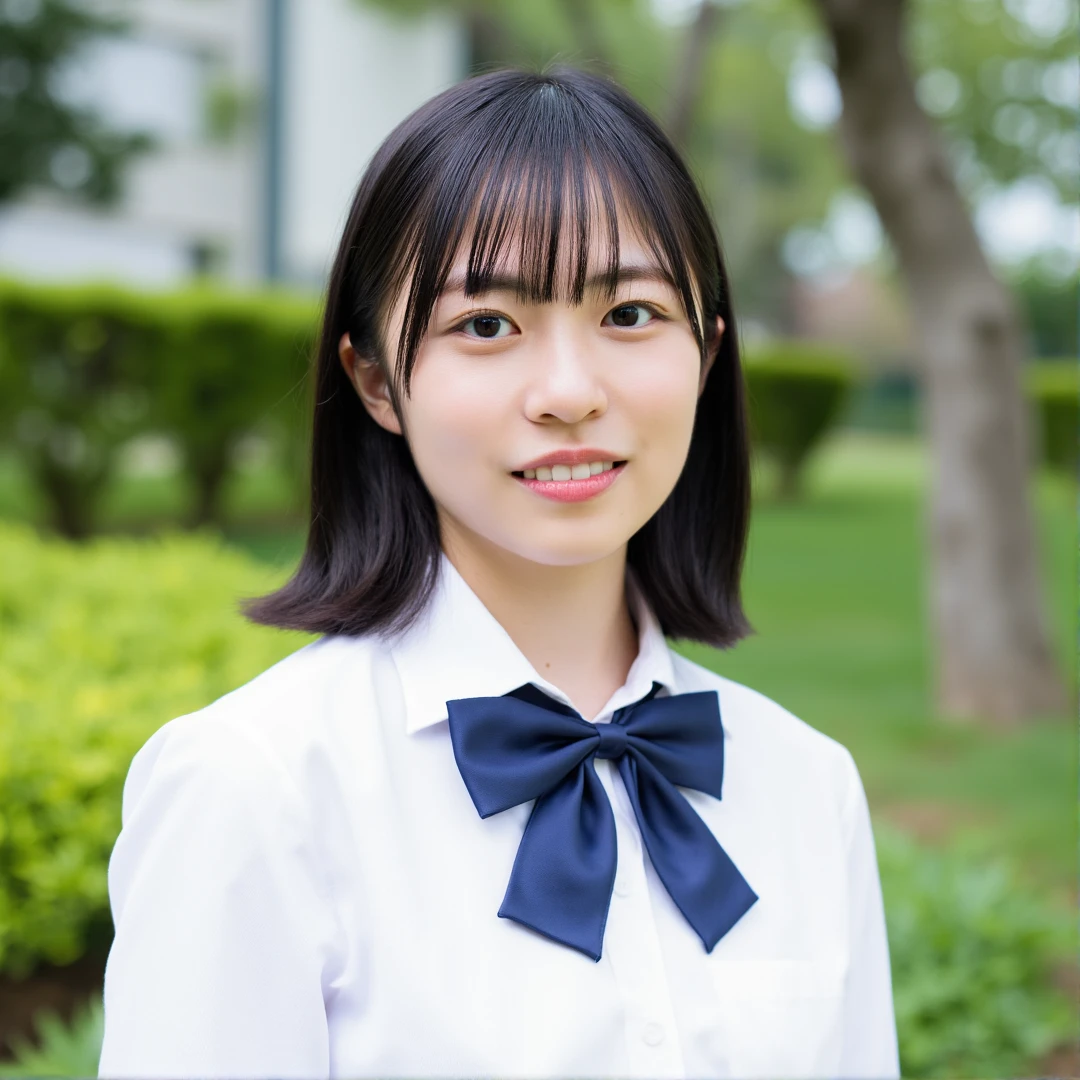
[[445, 681, 758, 961]]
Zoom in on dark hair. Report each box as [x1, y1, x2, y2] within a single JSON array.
[[242, 65, 754, 649]]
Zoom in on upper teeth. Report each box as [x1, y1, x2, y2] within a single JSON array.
[[523, 461, 616, 481]]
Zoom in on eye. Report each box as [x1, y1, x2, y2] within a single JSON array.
[[459, 313, 514, 339], [603, 303, 659, 329]]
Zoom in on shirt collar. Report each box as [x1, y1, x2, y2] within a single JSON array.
[[386, 550, 679, 735]]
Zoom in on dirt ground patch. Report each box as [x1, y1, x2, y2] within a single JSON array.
[[0, 952, 106, 1063]]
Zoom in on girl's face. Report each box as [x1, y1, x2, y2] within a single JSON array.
[[341, 220, 722, 571]]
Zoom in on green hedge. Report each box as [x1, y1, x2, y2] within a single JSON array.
[[0, 282, 158, 539], [1026, 359, 1077, 477], [0, 279, 319, 538], [742, 342, 858, 497], [0, 520, 313, 977]]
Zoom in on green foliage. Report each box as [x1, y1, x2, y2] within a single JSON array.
[[0, 279, 160, 537], [1026, 359, 1077, 476], [909, 0, 1078, 205], [148, 288, 318, 526], [0, 993, 103, 1078], [0, 0, 153, 204], [842, 371, 921, 435], [0, 278, 319, 538], [1009, 263, 1079, 358], [0, 520, 313, 978], [875, 824, 1077, 1077], [742, 341, 857, 496], [202, 77, 261, 145]]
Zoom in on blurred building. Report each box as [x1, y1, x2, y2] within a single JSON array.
[[0, 0, 466, 287], [789, 270, 914, 369]]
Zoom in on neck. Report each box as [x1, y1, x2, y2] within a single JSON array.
[[441, 523, 640, 722]]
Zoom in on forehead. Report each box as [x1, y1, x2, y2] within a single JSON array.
[[440, 213, 667, 299]]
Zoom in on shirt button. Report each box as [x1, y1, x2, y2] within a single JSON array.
[[642, 1021, 665, 1047], [613, 874, 633, 897]]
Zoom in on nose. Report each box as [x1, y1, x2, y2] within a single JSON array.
[[522, 322, 608, 425]]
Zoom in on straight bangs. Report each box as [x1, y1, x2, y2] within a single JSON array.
[[379, 71, 722, 401]]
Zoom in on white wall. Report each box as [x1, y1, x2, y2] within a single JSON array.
[[279, 0, 467, 283]]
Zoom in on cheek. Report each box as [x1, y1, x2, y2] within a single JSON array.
[[621, 346, 701, 459], [403, 352, 512, 479]]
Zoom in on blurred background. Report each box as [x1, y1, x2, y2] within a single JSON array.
[[0, 0, 1075, 1076]]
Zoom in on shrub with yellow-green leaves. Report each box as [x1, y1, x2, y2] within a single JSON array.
[[0, 521, 313, 978]]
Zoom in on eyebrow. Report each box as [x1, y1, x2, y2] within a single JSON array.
[[438, 263, 679, 299]]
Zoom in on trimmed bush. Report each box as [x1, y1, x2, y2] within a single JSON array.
[[876, 824, 1076, 1077], [1026, 359, 1077, 477], [0, 279, 319, 538], [742, 342, 858, 497], [0, 281, 159, 538], [0, 521, 313, 978], [149, 288, 318, 526]]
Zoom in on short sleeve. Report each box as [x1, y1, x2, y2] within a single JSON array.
[[836, 748, 902, 1078], [98, 712, 340, 1080]]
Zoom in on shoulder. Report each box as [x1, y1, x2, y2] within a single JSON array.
[[202, 632, 381, 734], [123, 633, 386, 818], [669, 648, 861, 803]]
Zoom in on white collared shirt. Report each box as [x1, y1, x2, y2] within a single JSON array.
[[99, 552, 900, 1080]]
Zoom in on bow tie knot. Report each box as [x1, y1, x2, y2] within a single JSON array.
[[446, 681, 758, 961], [593, 722, 629, 760]]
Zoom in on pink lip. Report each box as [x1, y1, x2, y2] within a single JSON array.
[[515, 447, 626, 471], [513, 462, 627, 502]]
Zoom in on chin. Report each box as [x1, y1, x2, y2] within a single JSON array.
[[498, 532, 632, 569]]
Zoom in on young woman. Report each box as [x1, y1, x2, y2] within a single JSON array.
[[98, 67, 900, 1080]]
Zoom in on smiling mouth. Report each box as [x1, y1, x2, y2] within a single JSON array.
[[511, 460, 628, 481]]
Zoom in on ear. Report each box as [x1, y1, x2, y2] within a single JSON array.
[[698, 316, 725, 398], [338, 331, 403, 436]]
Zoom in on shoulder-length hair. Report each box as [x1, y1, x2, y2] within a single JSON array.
[[242, 65, 754, 649]]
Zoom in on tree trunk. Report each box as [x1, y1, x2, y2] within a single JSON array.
[[34, 458, 103, 541], [186, 447, 231, 529], [667, 0, 725, 148], [775, 456, 802, 502], [810, 0, 1066, 723]]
